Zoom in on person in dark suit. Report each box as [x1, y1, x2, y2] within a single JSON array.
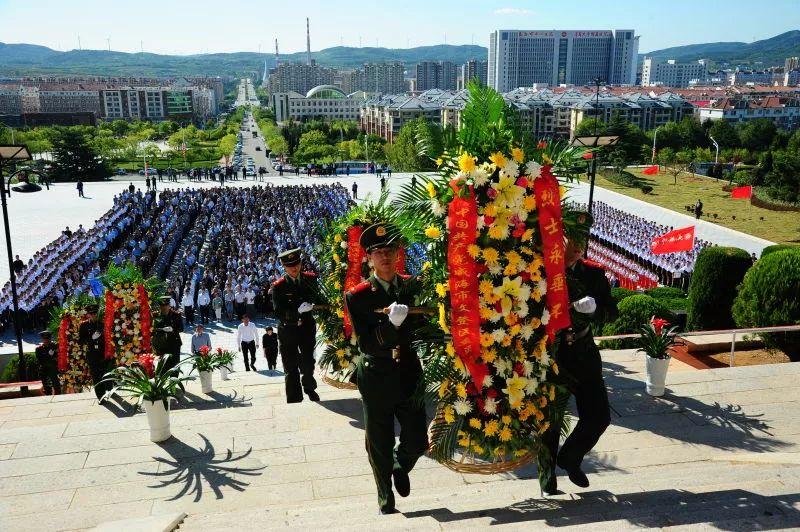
[[540, 212, 616, 496], [78, 305, 109, 401], [152, 296, 184, 370], [271, 248, 325, 403], [262, 326, 279, 372], [35, 330, 61, 395], [345, 222, 428, 514]]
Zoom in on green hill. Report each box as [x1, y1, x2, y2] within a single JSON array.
[[0, 42, 488, 78], [642, 30, 800, 67]]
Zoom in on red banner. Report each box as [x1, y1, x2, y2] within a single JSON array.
[[343, 226, 365, 338], [651, 225, 695, 254], [138, 284, 152, 353], [395, 246, 406, 275], [447, 188, 488, 388], [57, 315, 70, 372], [534, 166, 572, 341], [731, 185, 752, 199], [104, 291, 116, 360], [642, 165, 659, 175]]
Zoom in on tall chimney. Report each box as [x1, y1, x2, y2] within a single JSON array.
[[275, 38, 280, 66], [306, 17, 311, 65]]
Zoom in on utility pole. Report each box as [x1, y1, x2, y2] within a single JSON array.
[[106, 37, 111, 52], [652, 126, 660, 164], [710, 135, 719, 164], [77, 34, 82, 50]]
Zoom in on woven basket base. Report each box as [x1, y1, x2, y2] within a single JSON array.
[[439, 451, 535, 474], [321, 373, 358, 390]]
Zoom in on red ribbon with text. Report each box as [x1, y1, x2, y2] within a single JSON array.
[[104, 291, 116, 360], [534, 166, 572, 341], [57, 315, 70, 372], [138, 284, 152, 353], [447, 187, 489, 388], [343, 225, 365, 338]]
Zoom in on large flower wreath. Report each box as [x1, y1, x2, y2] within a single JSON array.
[[395, 82, 589, 477], [100, 263, 163, 367], [49, 293, 96, 393]]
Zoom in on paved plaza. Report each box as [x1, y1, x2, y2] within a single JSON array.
[[1, 341, 799, 530]]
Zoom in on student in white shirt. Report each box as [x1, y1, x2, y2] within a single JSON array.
[[181, 287, 195, 325]]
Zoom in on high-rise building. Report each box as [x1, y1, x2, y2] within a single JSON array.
[[488, 29, 639, 91], [415, 61, 458, 91], [785, 57, 800, 72], [641, 58, 706, 88], [335, 63, 405, 95], [266, 60, 336, 95], [460, 60, 488, 88]]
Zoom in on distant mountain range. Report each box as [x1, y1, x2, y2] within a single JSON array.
[[0, 30, 797, 78]]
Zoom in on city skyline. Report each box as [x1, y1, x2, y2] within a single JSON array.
[[1, 0, 799, 57]]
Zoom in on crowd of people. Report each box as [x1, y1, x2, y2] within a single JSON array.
[[578, 201, 713, 289], [586, 240, 658, 290]]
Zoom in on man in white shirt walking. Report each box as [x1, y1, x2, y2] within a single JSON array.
[[236, 314, 260, 371], [197, 287, 211, 324], [182, 286, 195, 326]]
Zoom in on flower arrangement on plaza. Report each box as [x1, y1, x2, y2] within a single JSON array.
[[395, 82, 588, 471], [99, 353, 194, 408], [637, 317, 680, 360], [100, 263, 162, 367], [316, 195, 411, 384], [214, 347, 236, 371], [50, 293, 96, 393]]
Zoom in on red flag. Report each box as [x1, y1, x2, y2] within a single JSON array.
[[651, 226, 695, 255], [731, 185, 752, 199], [642, 165, 659, 175]]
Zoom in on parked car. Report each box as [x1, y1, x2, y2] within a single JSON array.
[[255, 146, 262, 151], [115, 168, 127, 175]]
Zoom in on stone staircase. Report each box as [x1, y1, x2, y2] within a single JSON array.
[[2, 350, 800, 531]]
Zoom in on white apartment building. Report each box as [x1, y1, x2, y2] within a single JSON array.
[[270, 85, 366, 123], [641, 58, 706, 88], [488, 29, 639, 92]]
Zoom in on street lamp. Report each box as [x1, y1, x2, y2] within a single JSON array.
[[651, 126, 661, 164], [709, 135, 719, 165], [0, 145, 35, 389]]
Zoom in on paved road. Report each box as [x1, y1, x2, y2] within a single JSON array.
[[234, 78, 259, 108], [239, 110, 272, 176]]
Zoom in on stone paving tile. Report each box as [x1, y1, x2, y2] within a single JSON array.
[[0, 500, 154, 532], [84, 434, 235, 469], [11, 428, 154, 459], [0, 443, 16, 460], [1, 413, 97, 430], [0, 422, 68, 444], [0, 451, 87, 477], [0, 488, 76, 517]]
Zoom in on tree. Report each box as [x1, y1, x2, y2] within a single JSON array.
[[678, 117, 709, 149], [573, 118, 607, 137], [267, 135, 288, 158], [653, 121, 683, 151], [764, 150, 800, 203], [738, 119, 776, 152], [386, 119, 430, 172], [218, 134, 237, 165], [708, 119, 739, 148], [50, 127, 111, 181], [294, 130, 336, 164]]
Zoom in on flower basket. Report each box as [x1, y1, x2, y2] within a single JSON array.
[[50, 295, 96, 393], [637, 317, 680, 397], [215, 348, 235, 381], [321, 372, 358, 390]]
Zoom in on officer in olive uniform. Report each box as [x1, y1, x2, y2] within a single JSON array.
[[540, 212, 615, 495], [152, 296, 184, 370], [345, 223, 428, 514], [35, 330, 61, 395], [78, 305, 110, 400], [271, 248, 324, 403]]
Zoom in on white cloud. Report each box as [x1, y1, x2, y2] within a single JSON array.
[[494, 7, 535, 16]]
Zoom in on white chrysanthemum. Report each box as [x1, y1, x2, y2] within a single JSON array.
[[476, 216, 485, 230], [488, 265, 503, 276], [524, 376, 540, 395], [483, 396, 498, 414], [456, 170, 469, 180], [472, 168, 489, 186], [516, 301, 529, 318], [482, 374, 494, 388], [340, 241, 348, 249], [502, 160, 519, 178], [490, 310, 503, 323], [350, 336, 358, 346], [526, 160, 542, 179], [491, 328, 506, 343], [540, 368, 547, 382], [453, 399, 473, 415], [523, 360, 534, 377], [540, 350, 551, 366], [541, 309, 550, 325], [520, 323, 534, 340], [493, 358, 511, 376], [431, 200, 446, 217], [537, 278, 548, 295], [518, 284, 532, 302]]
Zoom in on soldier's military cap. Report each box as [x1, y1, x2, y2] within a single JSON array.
[[278, 248, 302, 266], [158, 295, 172, 304], [359, 222, 402, 252], [563, 210, 594, 244], [39, 330, 52, 338], [83, 303, 100, 313]]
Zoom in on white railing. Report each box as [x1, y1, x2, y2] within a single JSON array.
[[595, 324, 800, 367]]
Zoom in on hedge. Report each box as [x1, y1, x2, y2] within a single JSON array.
[[611, 287, 637, 304], [0, 353, 39, 383], [733, 249, 800, 362], [687, 247, 752, 330], [761, 244, 799, 258], [600, 294, 672, 349], [646, 286, 687, 300]]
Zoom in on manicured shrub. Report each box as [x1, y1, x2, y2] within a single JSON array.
[[646, 286, 687, 300], [761, 244, 799, 258], [0, 353, 39, 383], [611, 287, 636, 304], [733, 249, 800, 361], [599, 295, 672, 349], [687, 247, 752, 330]]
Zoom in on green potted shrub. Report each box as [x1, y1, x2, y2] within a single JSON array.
[[215, 348, 236, 381], [101, 353, 194, 442], [637, 317, 679, 396]]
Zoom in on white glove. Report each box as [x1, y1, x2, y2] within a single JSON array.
[[388, 302, 408, 327], [298, 302, 314, 314], [572, 296, 597, 314], [162, 326, 173, 333], [91, 332, 101, 340]]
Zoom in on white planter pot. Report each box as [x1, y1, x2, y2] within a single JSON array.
[[144, 399, 171, 442], [219, 366, 230, 381], [199, 371, 213, 393], [645, 356, 670, 396]]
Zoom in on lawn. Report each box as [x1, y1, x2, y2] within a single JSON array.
[[594, 168, 800, 245]]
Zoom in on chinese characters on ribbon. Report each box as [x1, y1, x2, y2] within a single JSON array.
[[447, 189, 489, 388], [533, 166, 572, 341], [343, 225, 365, 338]]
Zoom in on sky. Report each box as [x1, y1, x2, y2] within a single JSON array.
[[0, 0, 798, 56]]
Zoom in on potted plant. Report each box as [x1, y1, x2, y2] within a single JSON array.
[[636, 317, 679, 396], [215, 348, 235, 381], [101, 353, 193, 442], [192, 345, 216, 393]]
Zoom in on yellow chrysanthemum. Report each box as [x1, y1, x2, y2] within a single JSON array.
[[468, 417, 482, 429], [484, 419, 499, 437], [511, 147, 525, 163], [480, 332, 495, 347], [488, 224, 508, 240], [467, 244, 481, 258], [438, 380, 449, 398], [438, 303, 449, 334], [498, 427, 513, 442], [501, 334, 513, 347], [483, 204, 498, 217], [333, 253, 340, 263], [523, 195, 537, 211], [479, 306, 493, 320], [482, 248, 500, 267], [472, 443, 485, 454], [501, 415, 512, 425], [479, 279, 494, 295], [458, 152, 477, 174], [505, 251, 522, 266], [481, 348, 496, 363], [456, 382, 467, 399], [334, 233, 342, 243], [521, 229, 534, 241], [443, 405, 455, 423], [426, 182, 437, 198], [435, 283, 448, 298], [425, 226, 442, 239], [489, 152, 508, 169]]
